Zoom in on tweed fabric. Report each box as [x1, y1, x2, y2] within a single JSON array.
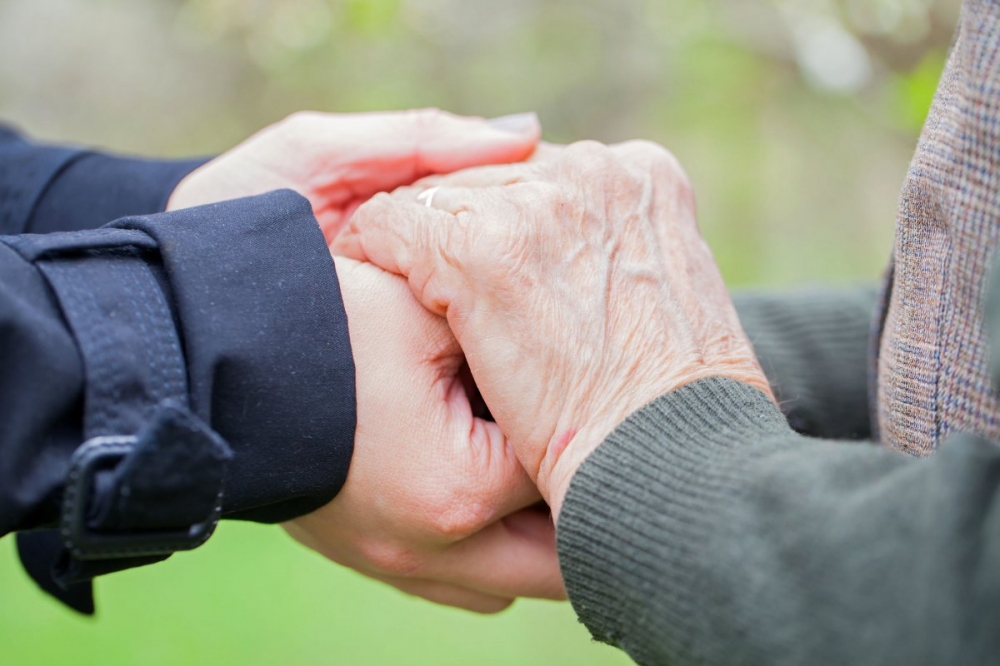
[[876, 0, 1000, 455]]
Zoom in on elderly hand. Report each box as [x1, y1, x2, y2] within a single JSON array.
[[167, 109, 540, 241], [283, 256, 564, 613], [334, 141, 772, 516]]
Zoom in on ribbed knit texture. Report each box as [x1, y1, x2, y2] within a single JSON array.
[[556, 2, 1000, 661], [559, 379, 793, 665], [734, 287, 876, 440], [558, 377, 1000, 665]]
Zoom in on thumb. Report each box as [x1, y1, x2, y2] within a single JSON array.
[[318, 109, 538, 241], [349, 109, 539, 195]]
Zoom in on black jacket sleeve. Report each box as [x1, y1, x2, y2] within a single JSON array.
[[0, 124, 207, 235], [0, 128, 355, 613]]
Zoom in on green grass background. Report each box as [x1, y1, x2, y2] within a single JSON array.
[[0, 524, 629, 666]]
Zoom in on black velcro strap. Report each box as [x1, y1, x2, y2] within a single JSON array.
[[17, 242, 231, 612], [62, 402, 231, 561]]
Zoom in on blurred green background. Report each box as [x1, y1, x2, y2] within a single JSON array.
[[0, 0, 961, 664]]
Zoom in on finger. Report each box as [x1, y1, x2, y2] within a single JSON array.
[[336, 109, 540, 198], [406, 161, 535, 192], [420, 342, 543, 538], [414, 110, 541, 173], [371, 183, 479, 218], [374, 575, 515, 614], [426, 509, 567, 601], [332, 194, 468, 318], [448, 395, 544, 519], [607, 140, 741, 349], [609, 139, 689, 186], [609, 138, 667, 165]]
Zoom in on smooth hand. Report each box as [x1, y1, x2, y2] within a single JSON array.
[[334, 141, 772, 517], [167, 109, 540, 241], [283, 257, 564, 613]]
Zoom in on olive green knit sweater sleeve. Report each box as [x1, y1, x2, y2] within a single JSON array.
[[734, 286, 877, 440], [557, 378, 1000, 666]]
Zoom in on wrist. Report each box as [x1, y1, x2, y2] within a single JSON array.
[[544, 435, 599, 520], [543, 367, 773, 521], [541, 417, 623, 520]]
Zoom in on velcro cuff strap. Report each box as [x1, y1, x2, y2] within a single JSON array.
[[1, 232, 233, 609], [62, 401, 232, 563]]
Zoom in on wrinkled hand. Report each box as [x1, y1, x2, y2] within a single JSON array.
[[283, 256, 564, 613], [334, 141, 772, 516], [167, 109, 540, 241]]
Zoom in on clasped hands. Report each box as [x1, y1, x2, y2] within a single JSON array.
[[169, 109, 771, 613]]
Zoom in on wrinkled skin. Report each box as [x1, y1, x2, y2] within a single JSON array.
[[168, 109, 540, 241], [284, 257, 565, 613], [335, 140, 772, 516]]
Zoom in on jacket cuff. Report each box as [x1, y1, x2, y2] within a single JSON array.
[[9, 190, 354, 613], [112, 189, 356, 522], [556, 378, 792, 664], [3, 225, 232, 611], [27, 152, 208, 234]]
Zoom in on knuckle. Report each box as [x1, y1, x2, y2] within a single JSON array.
[[621, 138, 667, 157], [563, 140, 615, 166], [615, 140, 694, 204], [366, 190, 395, 209], [566, 141, 634, 187], [616, 139, 687, 174], [360, 541, 422, 578], [351, 191, 392, 225], [660, 150, 693, 190], [656, 153, 695, 206], [646, 144, 692, 189], [675, 170, 696, 210], [427, 496, 492, 541], [281, 110, 321, 129]]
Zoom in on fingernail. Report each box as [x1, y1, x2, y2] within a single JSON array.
[[487, 112, 539, 135]]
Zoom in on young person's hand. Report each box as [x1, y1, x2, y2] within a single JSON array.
[[168, 109, 540, 241], [283, 256, 564, 613]]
